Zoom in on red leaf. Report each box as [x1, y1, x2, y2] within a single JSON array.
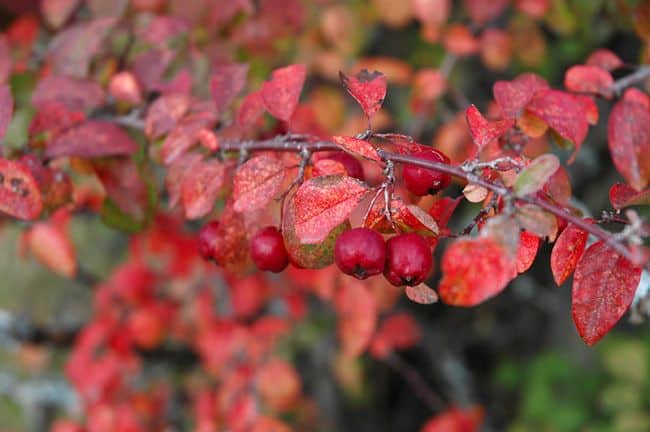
[[551, 222, 589, 286], [572, 241, 642, 345], [622, 88, 650, 108], [42, 0, 82, 29], [421, 406, 484, 432], [405, 283, 439, 304], [233, 155, 286, 213], [94, 158, 149, 220], [293, 175, 369, 244], [32, 75, 105, 111], [564, 65, 613, 98], [339, 70, 387, 119], [412, 0, 450, 26], [493, 73, 549, 119], [428, 196, 461, 233], [210, 63, 249, 115], [526, 89, 588, 150], [27, 213, 76, 278], [212, 201, 254, 272], [165, 152, 202, 209], [145, 93, 191, 139], [261, 64, 306, 122], [465, 104, 514, 150], [608, 100, 650, 191], [0, 35, 10, 85], [439, 237, 516, 306], [0, 84, 13, 141], [312, 159, 347, 177], [332, 135, 381, 162], [463, 0, 508, 24], [237, 90, 265, 130], [442, 24, 480, 56], [516, 231, 540, 274], [45, 121, 138, 159], [370, 312, 421, 358], [573, 94, 599, 126], [48, 18, 116, 78], [609, 183, 650, 210], [0, 158, 43, 220], [585, 49, 624, 71], [181, 158, 225, 219], [162, 112, 217, 165], [335, 280, 378, 357]]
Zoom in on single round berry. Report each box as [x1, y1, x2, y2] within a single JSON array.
[[251, 226, 289, 273], [402, 150, 451, 196], [334, 227, 386, 279], [325, 152, 365, 181], [384, 233, 433, 286], [198, 221, 220, 261]]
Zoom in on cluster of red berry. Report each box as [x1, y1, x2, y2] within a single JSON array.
[[199, 148, 451, 287]]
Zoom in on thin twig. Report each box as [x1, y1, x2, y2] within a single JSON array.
[[611, 65, 650, 96], [383, 353, 446, 413]]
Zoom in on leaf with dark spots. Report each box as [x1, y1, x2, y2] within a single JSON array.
[[0, 158, 43, 220]]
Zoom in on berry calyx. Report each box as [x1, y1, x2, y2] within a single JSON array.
[[251, 226, 289, 273], [402, 149, 451, 196], [384, 233, 433, 286], [324, 151, 365, 181], [334, 227, 386, 279], [198, 221, 220, 261]]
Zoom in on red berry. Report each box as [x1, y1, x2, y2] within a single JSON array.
[[402, 150, 451, 196], [198, 221, 220, 261], [251, 226, 289, 273], [325, 152, 365, 181], [384, 233, 432, 286], [334, 227, 386, 279]]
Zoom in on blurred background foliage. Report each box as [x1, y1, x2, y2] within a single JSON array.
[[0, 0, 649, 431]]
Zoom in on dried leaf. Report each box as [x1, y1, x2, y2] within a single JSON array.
[[332, 135, 381, 162], [405, 283, 439, 304], [439, 237, 516, 306], [564, 65, 613, 98], [0, 158, 43, 220], [551, 222, 589, 286], [261, 64, 306, 122], [515, 204, 558, 240], [339, 70, 387, 119], [609, 183, 650, 210], [572, 241, 642, 345], [608, 100, 650, 191], [465, 104, 514, 150], [293, 175, 368, 244], [233, 155, 286, 213], [181, 158, 225, 219], [513, 154, 560, 196], [463, 183, 488, 203], [45, 121, 138, 159]]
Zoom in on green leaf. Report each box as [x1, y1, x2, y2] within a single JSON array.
[[514, 154, 560, 197]]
